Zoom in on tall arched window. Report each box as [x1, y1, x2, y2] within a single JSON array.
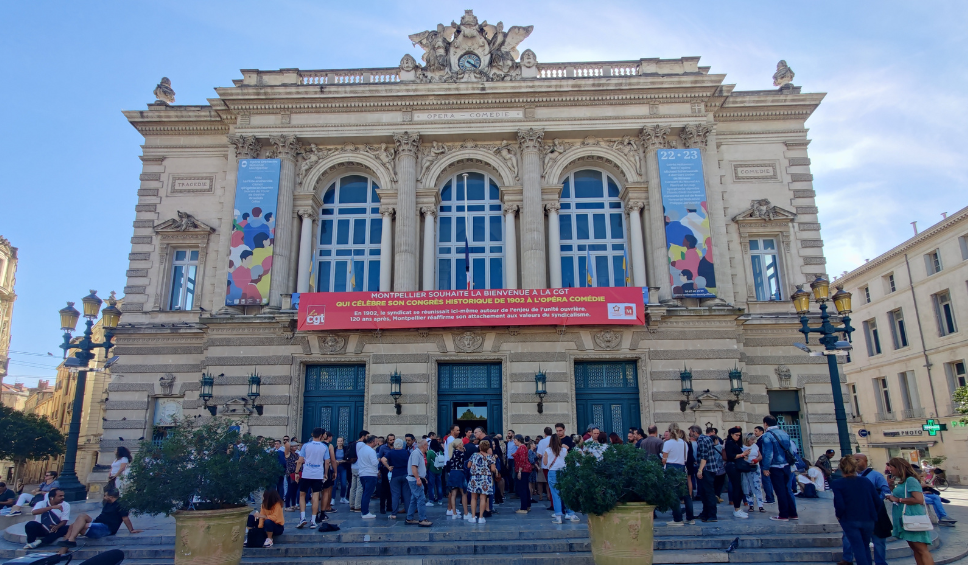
[[558, 169, 628, 288], [314, 175, 382, 292], [437, 171, 504, 290]]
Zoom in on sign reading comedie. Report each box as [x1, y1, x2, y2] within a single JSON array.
[[414, 110, 523, 121], [226, 159, 280, 306], [298, 287, 646, 331], [658, 149, 718, 299]]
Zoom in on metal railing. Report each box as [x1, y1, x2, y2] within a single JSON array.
[[875, 412, 896, 422], [900, 407, 926, 420]]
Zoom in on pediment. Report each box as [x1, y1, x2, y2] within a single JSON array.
[[733, 199, 796, 223], [154, 211, 216, 233]]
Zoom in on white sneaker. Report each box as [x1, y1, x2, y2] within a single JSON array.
[[446, 510, 454, 516], [451, 512, 460, 520], [733, 510, 749, 519], [24, 540, 42, 550], [477, 517, 486, 524], [425, 502, 434, 506], [361, 513, 376, 519], [465, 513, 475, 522], [296, 519, 308, 529], [468, 516, 477, 523], [309, 521, 318, 529], [552, 515, 563, 524], [566, 514, 580, 522]]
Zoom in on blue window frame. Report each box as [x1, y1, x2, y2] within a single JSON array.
[[558, 169, 628, 287], [315, 175, 381, 292], [437, 172, 504, 290]]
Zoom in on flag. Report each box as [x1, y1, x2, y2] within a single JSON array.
[[349, 261, 356, 291], [464, 234, 471, 290], [308, 255, 316, 292], [623, 248, 631, 286], [585, 247, 596, 287]]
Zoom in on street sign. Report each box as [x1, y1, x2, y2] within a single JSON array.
[[858, 429, 869, 438], [921, 419, 947, 436]]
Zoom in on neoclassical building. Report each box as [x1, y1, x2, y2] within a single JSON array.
[[103, 11, 847, 461]]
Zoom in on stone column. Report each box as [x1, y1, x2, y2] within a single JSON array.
[[640, 125, 674, 302], [625, 201, 648, 287], [545, 203, 562, 288], [393, 132, 420, 291], [517, 128, 546, 289], [266, 135, 299, 309], [296, 209, 314, 293], [421, 207, 436, 291], [379, 206, 395, 292], [503, 204, 519, 289]]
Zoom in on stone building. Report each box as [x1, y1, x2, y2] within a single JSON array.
[[104, 11, 847, 462], [0, 235, 17, 385], [839, 206, 968, 483]]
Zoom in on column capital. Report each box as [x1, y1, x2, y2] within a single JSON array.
[[516, 128, 545, 152], [393, 131, 421, 156], [297, 208, 314, 219], [503, 203, 520, 215], [420, 206, 437, 218], [679, 123, 712, 149], [270, 134, 300, 161], [380, 206, 396, 218], [544, 202, 560, 214], [227, 134, 262, 159], [625, 201, 645, 214], [638, 125, 674, 150]]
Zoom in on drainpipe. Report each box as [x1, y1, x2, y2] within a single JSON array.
[[903, 253, 943, 443]]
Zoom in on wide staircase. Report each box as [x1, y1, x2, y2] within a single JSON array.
[[1, 502, 944, 564]]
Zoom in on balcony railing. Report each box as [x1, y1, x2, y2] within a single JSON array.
[[875, 412, 896, 422], [900, 407, 926, 420]]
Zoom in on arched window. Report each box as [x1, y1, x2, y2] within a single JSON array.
[[558, 169, 628, 288], [314, 175, 382, 292], [437, 171, 504, 290]]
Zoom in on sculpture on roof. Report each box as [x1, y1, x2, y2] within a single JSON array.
[[406, 10, 534, 82], [773, 60, 795, 88], [153, 77, 176, 104]]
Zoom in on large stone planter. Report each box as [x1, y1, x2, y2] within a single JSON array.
[[586, 502, 656, 565], [174, 505, 251, 565]]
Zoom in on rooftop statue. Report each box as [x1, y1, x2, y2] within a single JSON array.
[[153, 77, 176, 104], [407, 10, 533, 82], [773, 60, 795, 88]]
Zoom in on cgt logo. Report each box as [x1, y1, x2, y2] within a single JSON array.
[[305, 307, 325, 326], [240, 160, 248, 168], [607, 303, 636, 320]]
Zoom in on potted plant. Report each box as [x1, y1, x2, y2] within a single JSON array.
[[556, 443, 685, 565], [123, 417, 281, 565]]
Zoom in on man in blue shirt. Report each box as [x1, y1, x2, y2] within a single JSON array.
[[840, 453, 890, 565], [759, 416, 799, 521]]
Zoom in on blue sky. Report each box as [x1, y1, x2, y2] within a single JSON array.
[[2, 1, 966, 386]]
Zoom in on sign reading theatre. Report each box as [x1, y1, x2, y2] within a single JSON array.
[[658, 149, 718, 299], [226, 159, 280, 306], [298, 287, 646, 331]]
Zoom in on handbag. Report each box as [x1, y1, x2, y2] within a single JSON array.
[[734, 458, 755, 473], [900, 481, 933, 532]]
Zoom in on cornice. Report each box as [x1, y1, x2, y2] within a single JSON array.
[[131, 124, 231, 135], [838, 205, 968, 284], [713, 109, 816, 121]]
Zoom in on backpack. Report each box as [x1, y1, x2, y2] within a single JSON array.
[[766, 430, 797, 466], [245, 527, 267, 548], [430, 450, 445, 470], [344, 440, 358, 465]]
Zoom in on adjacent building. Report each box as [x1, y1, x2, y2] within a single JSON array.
[[103, 11, 848, 465], [0, 236, 17, 385], [839, 206, 968, 483]]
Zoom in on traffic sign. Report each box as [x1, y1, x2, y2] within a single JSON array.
[[921, 419, 947, 436], [858, 429, 869, 438]]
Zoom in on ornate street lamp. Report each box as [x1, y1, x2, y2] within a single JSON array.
[[390, 369, 402, 415], [248, 370, 263, 416], [534, 369, 547, 414], [200, 372, 217, 416], [792, 278, 855, 456], [679, 367, 693, 412], [56, 290, 120, 502], [728, 367, 744, 411]]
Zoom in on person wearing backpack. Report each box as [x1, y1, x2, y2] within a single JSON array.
[[427, 439, 444, 504], [759, 415, 799, 521]]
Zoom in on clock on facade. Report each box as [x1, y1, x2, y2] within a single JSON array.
[[458, 53, 482, 71], [153, 398, 183, 426]]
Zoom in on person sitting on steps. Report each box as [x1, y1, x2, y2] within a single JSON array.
[[56, 488, 142, 552]]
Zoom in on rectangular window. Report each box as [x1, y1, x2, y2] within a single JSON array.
[[748, 238, 782, 301], [168, 249, 199, 311], [883, 273, 896, 294], [897, 371, 920, 411], [851, 384, 861, 418], [933, 290, 958, 336], [863, 286, 871, 303], [959, 234, 968, 261], [945, 360, 967, 391], [924, 249, 943, 275], [874, 377, 892, 414], [863, 319, 882, 356], [888, 308, 908, 349]]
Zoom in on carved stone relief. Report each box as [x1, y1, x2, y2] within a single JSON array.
[[453, 331, 485, 353], [318, 335, 347, 354], [593, 329, 622, 351]]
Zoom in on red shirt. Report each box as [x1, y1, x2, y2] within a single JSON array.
[[513, 444, 532, 473]]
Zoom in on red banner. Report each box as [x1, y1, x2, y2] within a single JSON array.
[[297, 287, 647, 331]]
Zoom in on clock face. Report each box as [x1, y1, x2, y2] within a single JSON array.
[[458, 53, 482, 71]]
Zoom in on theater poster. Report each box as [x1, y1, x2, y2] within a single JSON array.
[[226, 159, 280, 306], [658, 148, 717, 298]]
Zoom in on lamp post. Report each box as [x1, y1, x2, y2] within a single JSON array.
[[727, 367, 744, 411], [534, 369, 547, 414], [57, 291, 121, 502], [792, 277, 855, 456], [390, 369, 402, 415], [679, 367, 693, 412], [248, 370, 263, 416]]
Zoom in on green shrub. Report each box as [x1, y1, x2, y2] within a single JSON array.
[[123, 417, 282, 516], [555, 443, 686, 516]]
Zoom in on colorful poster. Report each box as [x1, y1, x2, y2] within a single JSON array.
[[226, 159, 280, 306], [658, 149, 717, 298], [297, 287, 646, 331]]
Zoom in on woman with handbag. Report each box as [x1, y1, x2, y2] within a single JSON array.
[[722, 427, 750, 519], [741, 433, 764, 513], [886, 457, 935, 565], [831, 456, 881, 565]]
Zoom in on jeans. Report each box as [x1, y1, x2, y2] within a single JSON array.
[[379, 469, 393, 513], [724, 464, 744, 510], [742, 469, 764, 508], [337, 466, 348, 499], [839, 520, 875, 565], [389, 475, 411, 514], [698, 471, 717, 520], [548, 470, 573, 517], [667, 464, 694, 522], [360, 476, 377, 515], [285, 476, 299, 507], [924, 493, 948, 519], [350, 468, 362, 509], [24, 522, 68, 545], [761, 468, 775, 503], [427, 472, 442, 502], [247, 515, 285, 536], [843, 528, 887, 565], [506, 458, 516, 493], [768, 466, 798, 519], [407, 479, 428, 521], [516, 472, 532, 510]]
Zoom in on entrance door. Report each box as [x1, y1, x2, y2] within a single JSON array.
[[574, 361, 641, 438], [302, 365, 366, 443], [437, 363, 503, 436]]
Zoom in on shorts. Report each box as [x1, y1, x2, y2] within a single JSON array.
[[84, 523, 112, 539], [299, 478, 324, 493], [447, 470, 466, 490], [322, 476, 334, 489], [536, 469, 548, 483]]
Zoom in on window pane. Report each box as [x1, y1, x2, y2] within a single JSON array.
[[473, 216, 485, 242], [749, 239, 760, 251], [576, 214, 589, 240], [562, 256, 575, 288], [352, 260, 364, 291], [596, 255, 610, 287], [169, 265, 185, 309], [184, 265, 196, 310], [353, 219, 366, 245], [338, 175, 368, 203], [579, 255, 588, 287], [336, 220, 350, 245], [610, 213, 624, 240], [466, 172, 485, 200], [607, 177, 620, 198], [751, 255, 766, 301], [175, 250, 187, 262], [456, 217, 466, 243], [490, 179, 500, 200], [438, 259, 451, 290], [763, 239, 776, 250], [561, 178, 571, 199], [593, 214, 607, 239], [574, 170, 604, 198], [439, 216, 452, 243], [323, 184, 336, 204], [489, 215, 502, 242], [370, 218, 382, 245], [764, 253, 780, 300], [317, 261, 331, 292], [456, 258, 467, 290], [473, 257, 486, 290], [334, 261, 347, 292], [490, 257, 503, 289], [612, 255, 625, 287], [190, 250, 199, 261], [559, 215, 573, 240], [367, 260, 380, 291]]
